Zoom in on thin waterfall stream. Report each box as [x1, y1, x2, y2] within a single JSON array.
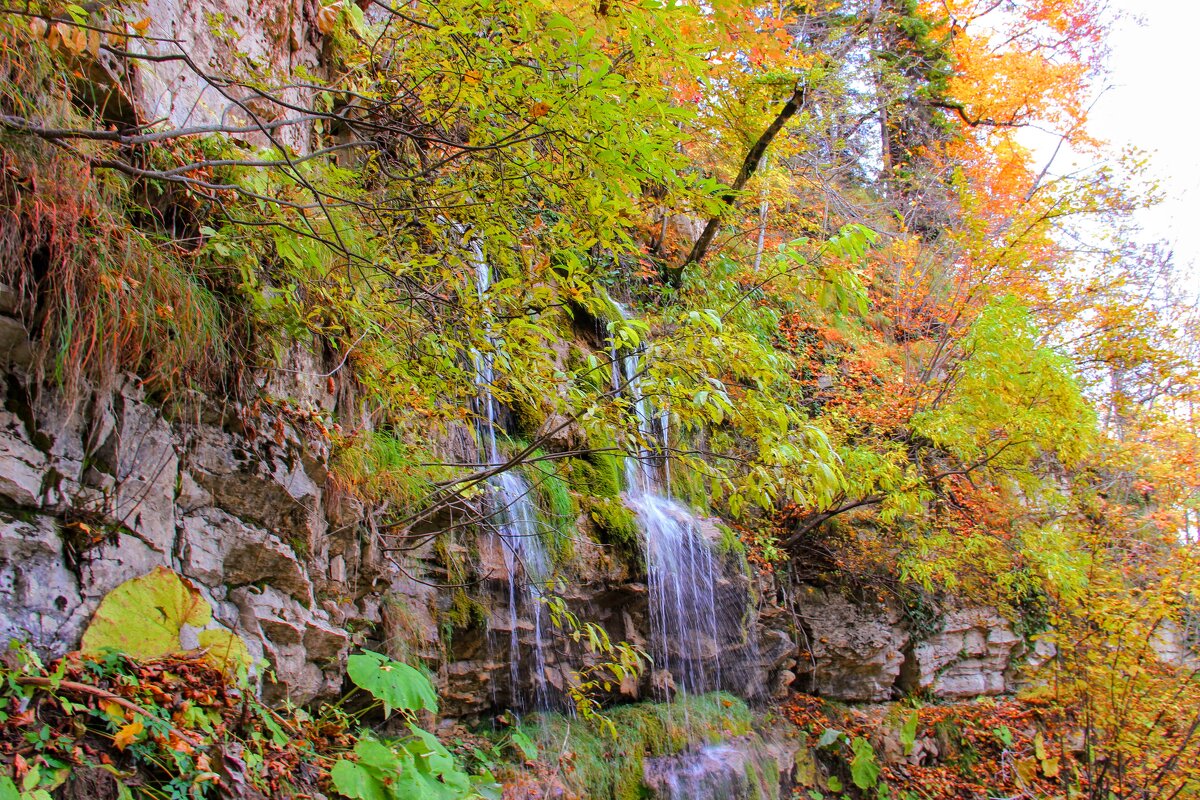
[[610, 306, 731, 697], [611, 306, 770, 800], [467, 232, 553, 710]]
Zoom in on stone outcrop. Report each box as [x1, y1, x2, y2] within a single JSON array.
[[903, 607, 1025, 698], [791, 586, 909, 702]]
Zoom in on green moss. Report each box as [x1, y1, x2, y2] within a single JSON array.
[[500, 693, 752, 800], [568, 449, 623, 499], [715, 523, 745, 557], [584, 497, 641, 560], [287, 535, 311, 559], [527, 458, 578, 564], [434, 535, 487, 640], [330, 430, 436, 506], [511, 396, 549, 440]]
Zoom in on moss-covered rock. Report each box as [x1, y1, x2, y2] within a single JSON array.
[[526, 458, 579, 564], [568, 450, 623, 499], [584, 497, 641, 560]]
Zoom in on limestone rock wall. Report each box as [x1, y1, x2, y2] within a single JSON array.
[[88, 0, 323, 154], [763, 585, 1028, 704], [0, 286, 1032, 721], [0, 364, 351, 703], [0, 360, 1033, 716], [0, 334, 782, 718]]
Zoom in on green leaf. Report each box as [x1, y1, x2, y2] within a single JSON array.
[[347, 650, 438, 715], [850, 736, 881, 789], [816, 727, 844, 749], [899, 711, 919, 755], [472, 775, 504, 800], [407, 724, 471, 791], [510, 729, 539, 760], [0, 776, 18, 800], [994, 725, 1014, 748], [330, 759, 387, 800], [80, 567, 212, 659]]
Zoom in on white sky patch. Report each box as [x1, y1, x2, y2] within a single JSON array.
[[1088, 1, 1200, 286]]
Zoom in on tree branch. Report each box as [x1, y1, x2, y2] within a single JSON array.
[[665, 82, 807, 287]]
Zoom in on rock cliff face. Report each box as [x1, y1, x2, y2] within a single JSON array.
[[0, 339, 1030, 722], [0, 319, 774, 713], [0, 342, 1030, 722], [89, 0, 322, 153]]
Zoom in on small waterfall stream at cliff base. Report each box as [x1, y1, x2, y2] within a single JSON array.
[[469, 248, 771, 795], [610, 327, 732, 697], [607, 307, 777, 799]]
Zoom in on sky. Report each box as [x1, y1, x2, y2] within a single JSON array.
[[1085, 0, 1200, 289]]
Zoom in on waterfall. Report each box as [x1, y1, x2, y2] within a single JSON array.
[[610, 306, 727, 696], [465, 229, 553, 710], [494, 470, 551, 709]]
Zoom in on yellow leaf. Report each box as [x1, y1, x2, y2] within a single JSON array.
[[114, 720, 143, 751], [62, 25, 87, 55], [1041, 756, 1060, 778], [197, 628, 252, 673], [81, 567, 213, 659], [1015, 757, 1039, 786], [1034, 731, 1047, 761]]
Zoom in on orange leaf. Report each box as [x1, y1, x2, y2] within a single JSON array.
[[114, 719, 144, 751], [131, 16, 152, 34], [316, 5, 340, 35]]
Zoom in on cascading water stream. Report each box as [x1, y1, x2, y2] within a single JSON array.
[[493, 471, 551, 709], [609, 306, 726, 697], [609, 306, 773, 800], [466, 231, 552, 710]]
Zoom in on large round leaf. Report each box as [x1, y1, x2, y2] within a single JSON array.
[[81, 567, 212, 658], [346, 651, 438, 716], [198, 628, 253, 672]]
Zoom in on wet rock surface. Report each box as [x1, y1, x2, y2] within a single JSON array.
[[644, 738, 800, 800]]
